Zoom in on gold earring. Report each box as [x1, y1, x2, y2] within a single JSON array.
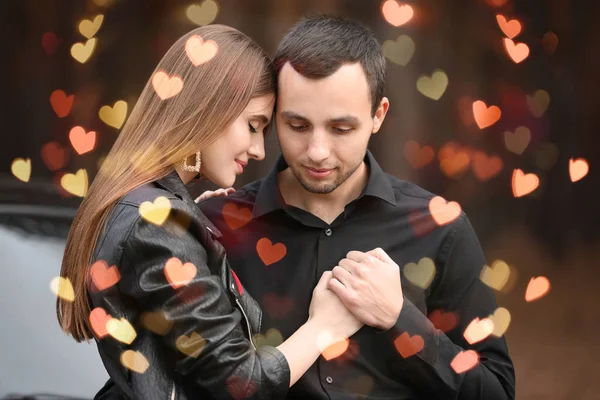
[[182, 152, 201, 172]]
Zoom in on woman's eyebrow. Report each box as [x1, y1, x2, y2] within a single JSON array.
[[249, 114, 270, 124]]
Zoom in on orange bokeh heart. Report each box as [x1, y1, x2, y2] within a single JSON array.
[[428, 196, 461, 226], [164, 257, 197, 289], [69, 126, 96, 155], [451, 350, 479, 374], [569, 158, 589, 182], [428, 309, 459, 333], [404, 141, 435, 169], [503, 38, 529, 63], [472, 151, 503, 181], [185, 35, 219, 66], [525, 276, 550, 302], [512, 169, 539, 197], [89, 307, 111, 338], [496, 15, 521, 39], [472, 100, 501, 129], [50, 90, 74, 118], [41, 142, 69, 171], [381, 0, 414, 27], [463, 317, 494, 344], [321, 337, 350, 361], [394, 332, 424, 358], [90, 260, 120, 291], [222, 202, 252, 230], [152, 71, 184, 100], [256, 238, 287, 266]]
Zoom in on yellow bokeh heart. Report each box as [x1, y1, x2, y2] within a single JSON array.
[[71, 38, 97, 63], [99, 100, 128, 129], [480, 260, 511, 291], [106, 317, 137, 344], [61, 169, 89, 197], [11, 158, 31, 182], [50, 276, 75, 302], [253, 328, 284, 349], [139, 196, 171, 225], [186, 1, 219, 26], [176, 332, 206, 358], [403, 257, 436, 289], [488, 307, 511, 337], [79, 15, 104, 39], [416, 70, 448, 100], [382, 35, 415, 67], [120, 350, 149, 374]]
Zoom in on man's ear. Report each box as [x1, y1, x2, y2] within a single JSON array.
[[372, 97, 390, 134]]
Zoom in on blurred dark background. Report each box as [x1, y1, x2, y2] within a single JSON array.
[[1, 0, 599, 399]]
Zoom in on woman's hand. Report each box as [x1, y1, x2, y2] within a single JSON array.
[[194, 187, 235, 203], [308, 271, 364, 343]]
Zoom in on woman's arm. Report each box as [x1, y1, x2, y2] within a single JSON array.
[[93, 200, 360, 398]]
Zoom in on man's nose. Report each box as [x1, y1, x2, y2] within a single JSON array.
[[306, 130, 331, 163]]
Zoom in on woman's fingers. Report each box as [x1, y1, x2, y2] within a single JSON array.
[[194, 187, 235, 203]]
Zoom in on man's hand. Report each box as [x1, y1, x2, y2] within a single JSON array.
[[328, 247, 404, 330]]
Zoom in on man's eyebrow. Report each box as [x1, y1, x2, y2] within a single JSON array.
[[249, 114, 270, 124], [280, 111, 359, 125], [280, 111, 308, 121], [328, 115, 360, 125]]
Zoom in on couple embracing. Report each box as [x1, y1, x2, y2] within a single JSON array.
[[58, 15, 515, 400]]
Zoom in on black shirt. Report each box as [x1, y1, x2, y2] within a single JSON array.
[[198, 150, 515, 400]]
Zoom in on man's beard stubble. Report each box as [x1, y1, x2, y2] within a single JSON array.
[[289, 158, 364, 195]]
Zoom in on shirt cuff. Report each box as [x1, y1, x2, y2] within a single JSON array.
[[375, 296, 440, 364]]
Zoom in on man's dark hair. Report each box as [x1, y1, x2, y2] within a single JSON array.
[[274, 15, 386, 117]]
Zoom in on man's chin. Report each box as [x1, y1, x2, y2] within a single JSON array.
[[297, 176, 338, 194]]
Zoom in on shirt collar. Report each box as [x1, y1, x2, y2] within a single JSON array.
[[252, 149, 396, 219]]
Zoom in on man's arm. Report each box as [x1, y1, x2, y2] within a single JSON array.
[[329, 213, 515, 399]]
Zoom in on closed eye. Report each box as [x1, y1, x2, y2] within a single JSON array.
[[288, 123, 308, 132], [248, 122, 257, 133]]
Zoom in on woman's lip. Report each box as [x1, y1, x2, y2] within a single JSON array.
[[235, 159, 248, 166], [235, 161, 245, 173]]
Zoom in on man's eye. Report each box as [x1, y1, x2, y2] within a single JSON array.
[[288, 124, 307, 131], [334, 127, 353, 133]]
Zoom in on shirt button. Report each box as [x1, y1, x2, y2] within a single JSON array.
[[325, 376, 333, 384], [325, 228, 332, 236]]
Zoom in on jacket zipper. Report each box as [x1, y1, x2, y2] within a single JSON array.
[[235, 297, 257, 350]]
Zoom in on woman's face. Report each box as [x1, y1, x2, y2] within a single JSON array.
[[201, 94, 275, 187]]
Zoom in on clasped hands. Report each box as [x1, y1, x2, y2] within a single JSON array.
[[327, 248, 404, 331], [195, 189, 404, 331]]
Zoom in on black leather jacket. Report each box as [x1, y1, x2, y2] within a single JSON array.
[[89, 171, 290, 399]]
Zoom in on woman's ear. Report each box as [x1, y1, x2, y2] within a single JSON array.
[[372, 97, 390, 134]]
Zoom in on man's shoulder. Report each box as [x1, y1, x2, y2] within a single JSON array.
[[384, 173, 437, 207]]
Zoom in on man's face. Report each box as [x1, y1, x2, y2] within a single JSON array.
[[276, 62, 383, 194]]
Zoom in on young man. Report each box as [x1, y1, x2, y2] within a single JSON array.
[[198, 16, 515, 399]]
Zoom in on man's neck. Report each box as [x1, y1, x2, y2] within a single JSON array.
[[277, 162, 369, 224]]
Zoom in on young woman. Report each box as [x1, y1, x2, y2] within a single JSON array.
[[57, 25, 363, 399]]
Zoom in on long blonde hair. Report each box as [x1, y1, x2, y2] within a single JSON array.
[[57, 25, 275, 342]]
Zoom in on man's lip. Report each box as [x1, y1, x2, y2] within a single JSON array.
[[305, 166, 332, 172]]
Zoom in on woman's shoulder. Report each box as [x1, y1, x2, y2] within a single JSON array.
[[118, 182, 181, 209]]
